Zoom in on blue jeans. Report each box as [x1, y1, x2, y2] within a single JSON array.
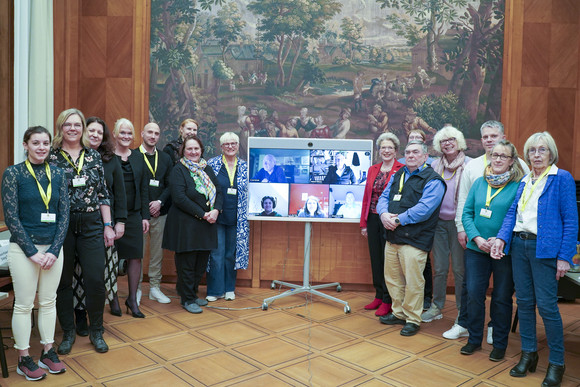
[[207, 224, 237, 297], [511, 237, 564, 365], [464, 248, 513, 349]]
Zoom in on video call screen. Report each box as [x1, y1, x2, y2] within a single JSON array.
[[248, 138, 373, 223]]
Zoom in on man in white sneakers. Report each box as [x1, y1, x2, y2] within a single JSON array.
[[139, 123, 173, 303]]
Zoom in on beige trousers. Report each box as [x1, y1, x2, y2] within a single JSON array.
[[8, 243, 63, 349], [142, 214, 167, 288], [384, 242, 427, 325]]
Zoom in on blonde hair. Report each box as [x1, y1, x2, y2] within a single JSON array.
[[53, 108, 89, 148], [113, 118, 135, 137], [219, 132, 239, 145]]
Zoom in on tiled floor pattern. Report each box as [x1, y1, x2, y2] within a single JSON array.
[[0, 281, 579, 386]]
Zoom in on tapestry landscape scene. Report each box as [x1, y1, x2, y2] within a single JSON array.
[[149, 0, 505, 159]]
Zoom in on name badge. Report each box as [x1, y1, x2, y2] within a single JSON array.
[[480, 208, 492, 218], [393, 194, 402, 201], [72, 177, 86, 187], [517, 213, 523, 223], [41, 213, 56, 223], [227, 187, 237, 195], [149, 179, 160, 187]]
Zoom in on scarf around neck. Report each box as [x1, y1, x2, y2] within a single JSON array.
[[484, 165, 514, 188], [180, 157, 216, 208], [434, 151, 466, 207]]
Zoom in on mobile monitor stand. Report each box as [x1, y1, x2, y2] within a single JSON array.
[[261, 222, 351, 313]]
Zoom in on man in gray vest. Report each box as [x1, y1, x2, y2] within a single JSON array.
[[376, 141, 446, 336]]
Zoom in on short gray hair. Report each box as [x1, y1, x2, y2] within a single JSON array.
[[219, 132, 239, 145], [433, 126, 467, 153], [406, 140, 428, 154], [523, 131, 558, 165], [480, 120, 504, 136], [376, 132, 400, 151]]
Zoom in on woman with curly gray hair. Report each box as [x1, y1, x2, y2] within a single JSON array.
[[421, 126, 471, 324]]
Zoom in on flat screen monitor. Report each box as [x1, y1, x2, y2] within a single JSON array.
[[248, 138, 373, 223]]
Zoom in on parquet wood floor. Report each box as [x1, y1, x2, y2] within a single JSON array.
[[0, 280, 579, 386]]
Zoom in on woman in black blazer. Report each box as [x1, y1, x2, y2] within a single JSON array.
[[113, 118, 150, 318], [163, 135, 223, 314]]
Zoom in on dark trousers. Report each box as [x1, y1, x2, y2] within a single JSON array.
[[423, 255, 433, 300], [57, 211, 106, 332], [175, 250, 210, 306], [465, 248, 514, 349], [367, 213, 391, 303]]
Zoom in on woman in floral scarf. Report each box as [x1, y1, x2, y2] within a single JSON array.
[[162, 135, 223, 314]]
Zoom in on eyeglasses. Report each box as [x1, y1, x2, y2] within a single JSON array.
[[528, 147, 548, 155], [440, 137, 456, 145], [490, 153, 512, 161], [63, 123, 82, 129], [380, 146, 395, 151], [222, 142, 238, 148], [408, 135, 424, 141]]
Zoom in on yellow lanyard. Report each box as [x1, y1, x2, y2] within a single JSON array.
[[441, 169, 456, 180], [485, 184, 505, 208], [60, 149, 85, 176], [520, 166, 551, 212], [25, 160, 52, 212], [139, 145, 158, 179], [222, 155, 237, 187]]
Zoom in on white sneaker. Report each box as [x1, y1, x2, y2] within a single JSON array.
[[136, 289, 142, 306], [442, 323, 469, 339], [225, 292, 235, 301], [421, 304, 443, 322], [487, 326, 493, 345], [149, 287, 171, 304], [206, 294, 224, 302]]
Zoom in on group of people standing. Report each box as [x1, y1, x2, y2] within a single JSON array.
[[1, 112, 249, 381], [360, 121, 577, 386]]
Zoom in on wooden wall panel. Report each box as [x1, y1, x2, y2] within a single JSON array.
[[106, 17, 133, 78], [503, 0, 580, 178], [79, 78, 106, 118], [80, 17, 107, 78], [54, 0, 149, 139], [549, 24, 578, 87], [521, 23, 550, 87]]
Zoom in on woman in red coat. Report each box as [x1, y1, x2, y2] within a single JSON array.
[[360, 132, 404, 316]]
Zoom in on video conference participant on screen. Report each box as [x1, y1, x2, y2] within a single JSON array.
[[322, 152, 356, 185], [252, 154, 286, 183], [259, 196, 282, 217], [336, 191, 362, 218], [297, 196, 326, 218]]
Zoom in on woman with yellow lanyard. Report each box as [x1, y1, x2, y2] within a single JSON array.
[[206, 132, 249, 302], [492, 132, 578, 387], [49, 108, 112, 355], [2, 126, 70, 380], [162, 135, 223, 313], [460, 140, 524, 361]]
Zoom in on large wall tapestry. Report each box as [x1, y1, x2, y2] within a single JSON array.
[[149, 0, 505, 159]]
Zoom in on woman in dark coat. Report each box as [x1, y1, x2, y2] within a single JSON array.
[[163, 135, 223, 313]]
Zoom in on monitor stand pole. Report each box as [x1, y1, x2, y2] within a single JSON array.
[[261, 222, 351, 313]]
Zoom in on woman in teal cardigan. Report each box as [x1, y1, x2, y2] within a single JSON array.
[[460, 140, 524, 361]]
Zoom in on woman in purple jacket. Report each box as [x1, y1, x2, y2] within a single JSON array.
[[491, 132, 578, 387]]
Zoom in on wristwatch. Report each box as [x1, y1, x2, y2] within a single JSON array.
[[104, 222, 113, 227], [394, 217, 400, 225]]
